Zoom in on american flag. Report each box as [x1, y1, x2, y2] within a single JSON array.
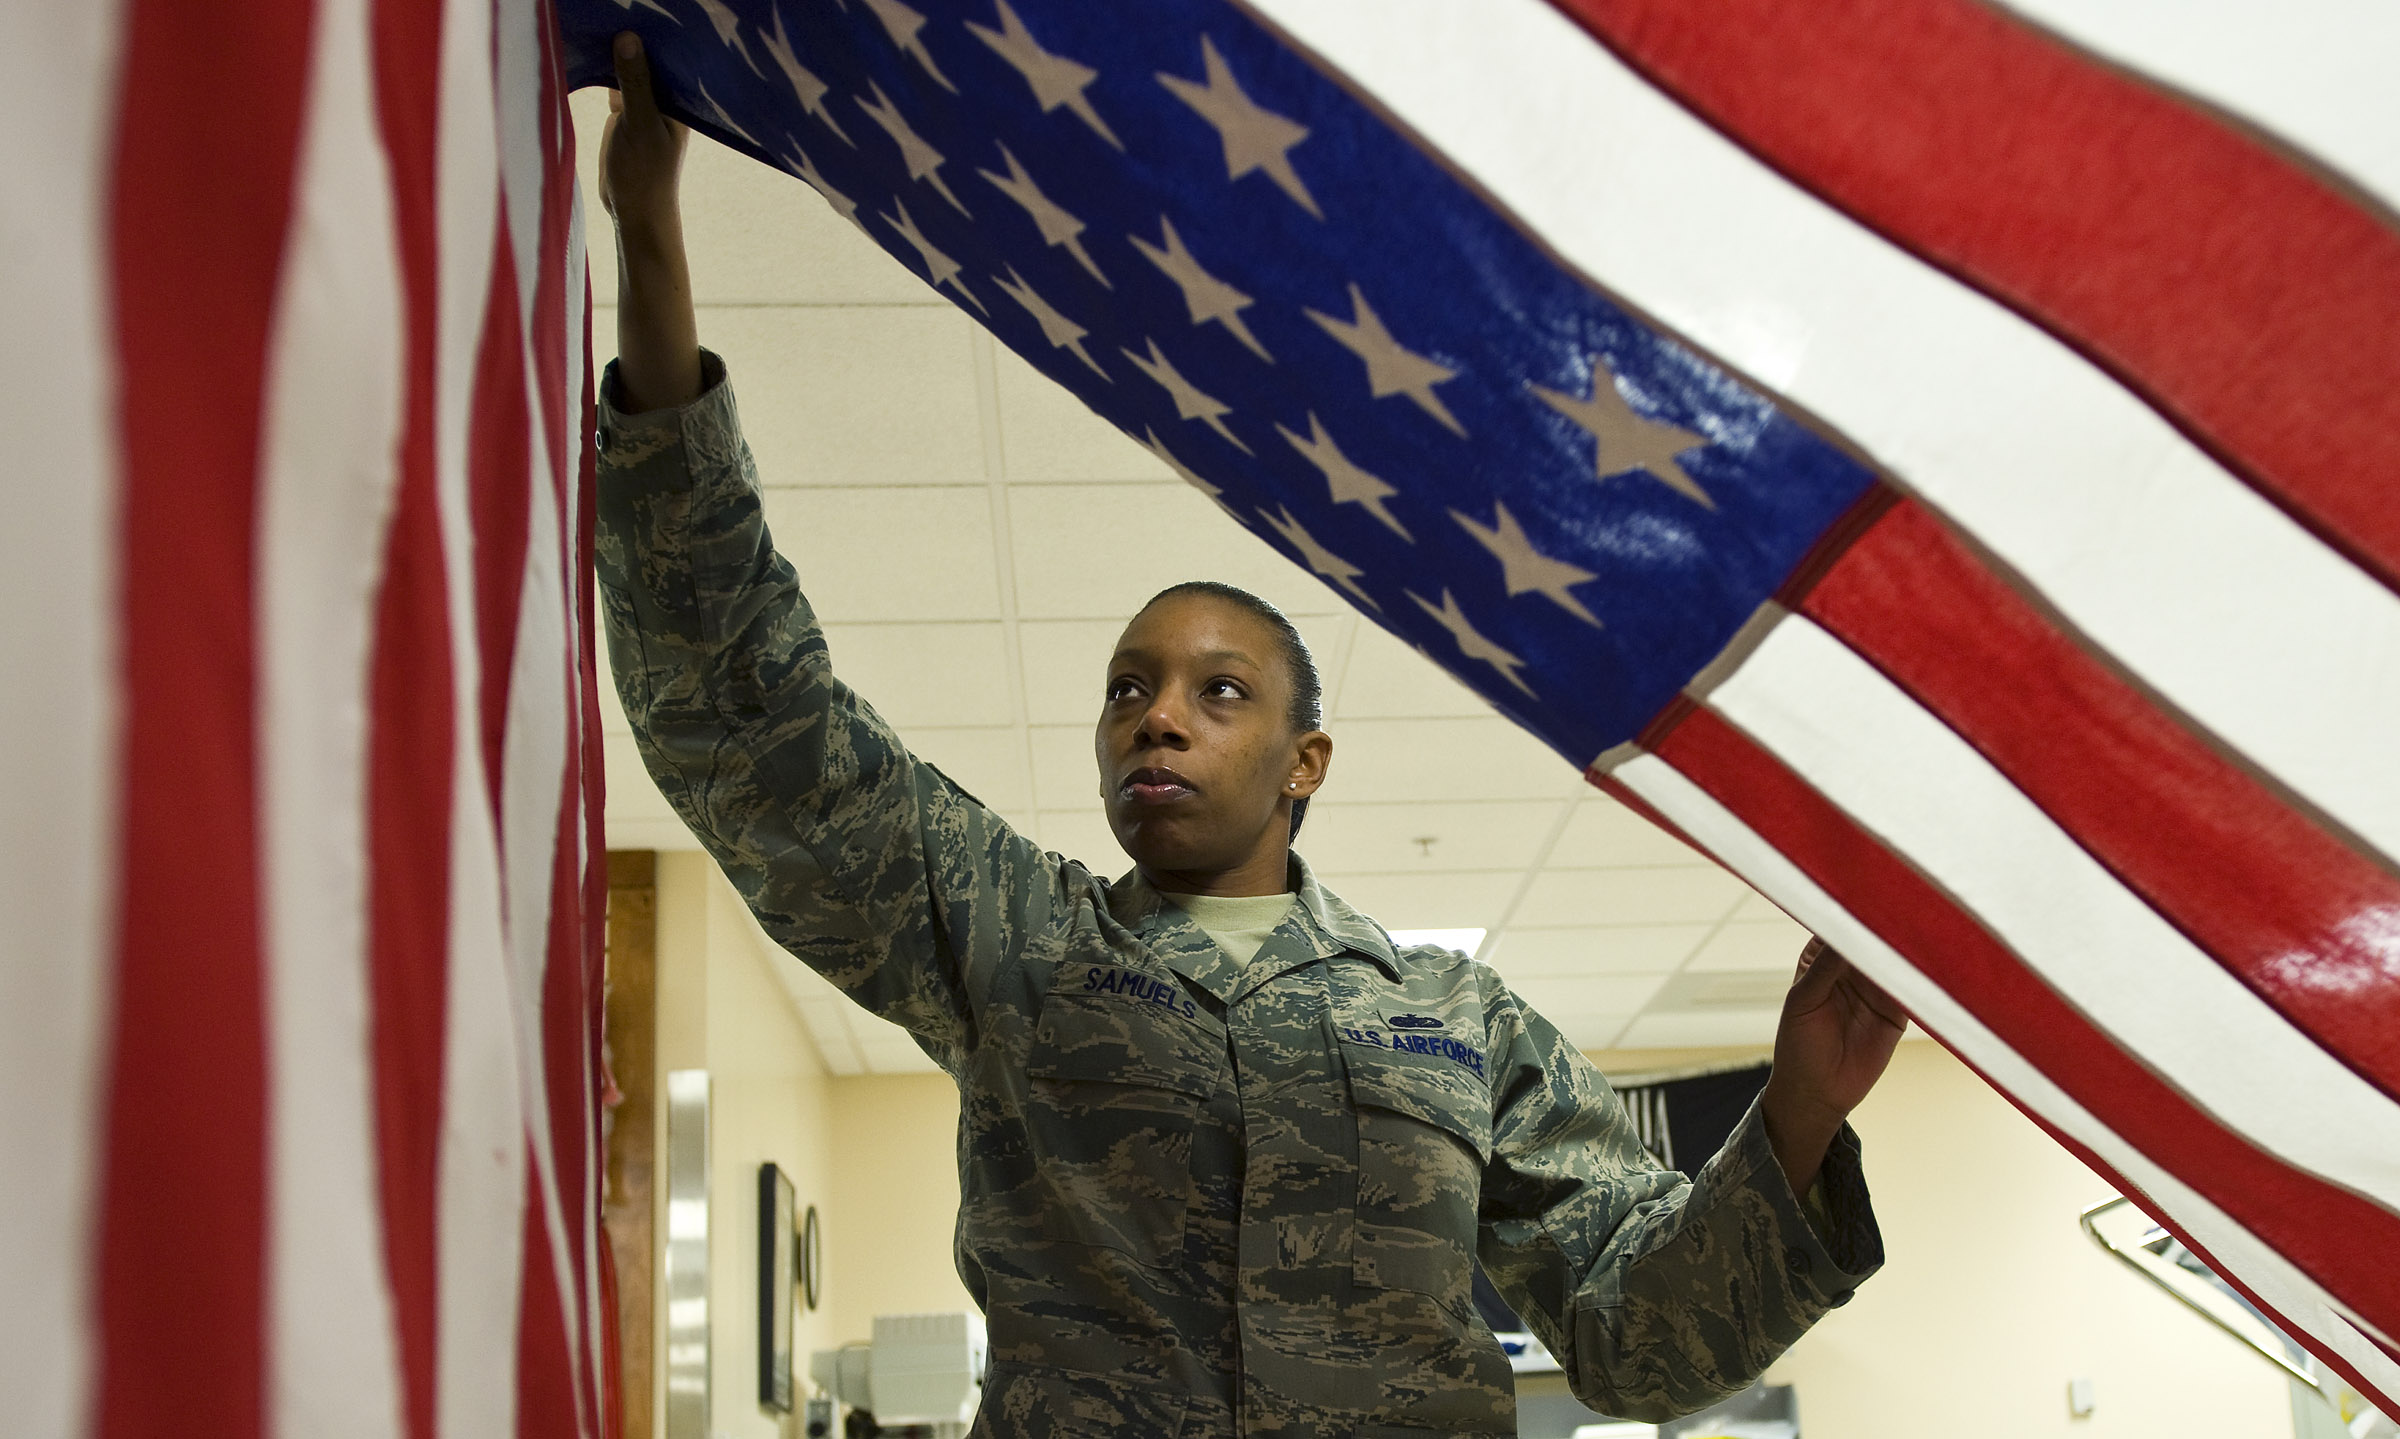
[[552, 0, 2400, 1415], [3, 0, 612, 1434]]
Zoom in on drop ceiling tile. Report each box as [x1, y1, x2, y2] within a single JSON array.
[[852, 1028, 942, 1074], [1006, 483, 1351, 621], [1293, 800, 1560, 875], [1548, 795, 1712, 868], [1731, 890, 1794, 923], [1486, 925, 1712, 979], [571, 89, 936, 307], [1650, 970, 1794, 1011], [603, 731, 678, 824], [1511, 865, 1749, 928], [818, 622, 1012, 728], [1312, 871, 1517, 932], [1503, 972, 1670, 1019], [604, 815, 706, 853], [1687, 917, 1813, 974], [1018, 620, 1120, 724], [1614, 1009, 1785, 1050], [1027, 725, 1104, 810], [994, 341, 1179, 483], [1035, 809, 1130, 876], [888, 726, 1032, 812], [1545, 1013, 1639, 1052], [1330, 620, 1493, 720], [759, 486, 1000, 622], [684, 304, 987, 489], [1322, 717, 1576, 803]]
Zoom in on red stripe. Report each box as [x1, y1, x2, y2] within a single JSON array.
[[98, 0, 313, 1430], [540, 754, 597, 1435], [575, 278, 616, 1434], [1550, 0, 2400, 595], [367, 2, 451, 1436], [1650, 706, 2400, 1334], [518, 1174, 586, 1439], [469, 219, 535, 828], [1797, 500, 2400, 1102]]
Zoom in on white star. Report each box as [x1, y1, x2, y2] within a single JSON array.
[[1529, 354, 1712, 508], [978, 145, 1107, 287], [857, 82, 970, 217], [880, 198, 984, 314], [1121, 339, 1249, 454], [992, 267, 1106, 380], [966, 0, 1121, 149], [1276, 411, 1410, 542], [1452, 502, 1602, 627], [1306, 285, 1466, 437], [781, 141, 860, 229], [760, 4, 853, 145], [1409, 588, 1536, 697], [1130, 215, 1270, 362], [1258, 506, 1376, 610], [1156, 35, 1321, 219], [857, 0, 956, 91], [607, 0, 680, 23], [695, 79, 762, 148], [690, 0, 765, 77]]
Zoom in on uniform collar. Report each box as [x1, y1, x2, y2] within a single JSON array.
[[1108, 852, 1402, 989]]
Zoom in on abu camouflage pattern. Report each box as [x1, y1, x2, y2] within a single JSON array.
[[595, 355, 1883, 1437]]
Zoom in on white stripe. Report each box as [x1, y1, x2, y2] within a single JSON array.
[[1614, 754, 2400, 1404], [1249, 0, 2400, 869], [256, 0, 411, 1430], [1706, 614, 2400, 1211], [434, 0, 529, 1428], [1993, 0, 2400, 214], [494, 0, 547, 330], [0, 2, 125, 1433], [560, 200, 612, 1414]]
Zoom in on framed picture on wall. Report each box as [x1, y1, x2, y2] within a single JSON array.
[[758, 1162, 796, 1412]]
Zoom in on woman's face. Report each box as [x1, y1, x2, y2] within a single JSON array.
[[1095, 592, 1329, 890]]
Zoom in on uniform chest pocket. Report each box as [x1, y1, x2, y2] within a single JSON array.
[[1347, 1047, 1494, 1316], [1023, 981, 1225, 1270]]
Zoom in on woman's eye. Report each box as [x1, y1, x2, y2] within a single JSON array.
[[1204, 678, 1244, 700], [1106, 677, 1140, 702]]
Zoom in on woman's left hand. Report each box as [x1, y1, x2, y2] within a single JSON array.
[[1759, 938, 1907, 1197]]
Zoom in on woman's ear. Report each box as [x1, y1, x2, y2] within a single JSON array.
[[1286, 730, 1332, 798]]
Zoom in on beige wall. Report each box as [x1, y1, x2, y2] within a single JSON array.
[[824, 1072, 977, 1344], [652, 856, 2298, 1437], [654, 853, 839, 1439]]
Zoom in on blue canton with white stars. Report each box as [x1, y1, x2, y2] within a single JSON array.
[[561, 0, 1882, 765]]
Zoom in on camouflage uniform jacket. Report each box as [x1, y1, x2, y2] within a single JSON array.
[[596, 356, 1882, 1438]]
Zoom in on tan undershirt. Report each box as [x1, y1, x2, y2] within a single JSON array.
[[1159, 890, 1299, 966]]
